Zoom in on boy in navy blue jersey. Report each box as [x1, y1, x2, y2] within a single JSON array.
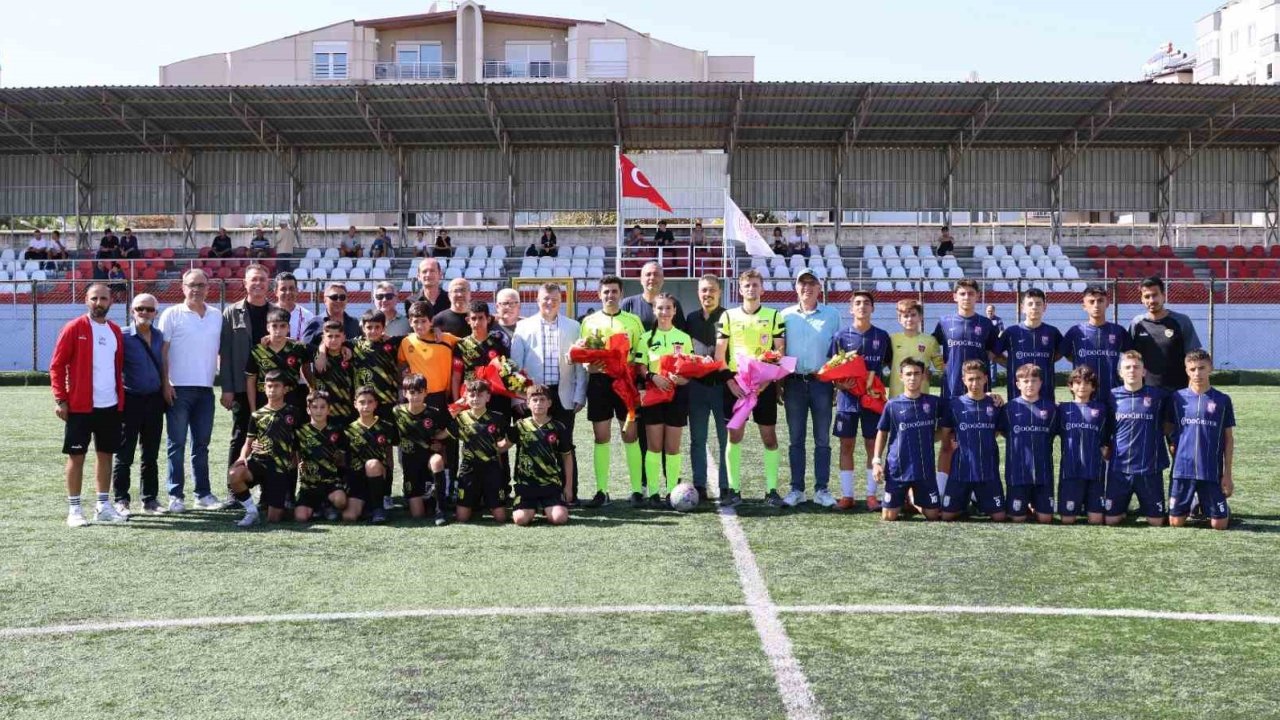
[[995, 289, 1062, 401], [1052, 365, 1110, 525], [1060, 286, 1131, 398], [998, 363, 1056, 524], [872, 358, 943, 522], [931, 279, 997, 500], [1106, 351, 1171, 527], [937, 360, 1006, 522], [830, 291, 892, 510], [1167, 350, 1235, 530]]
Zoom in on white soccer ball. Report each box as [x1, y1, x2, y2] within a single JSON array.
[[669, 482, 700, 512]]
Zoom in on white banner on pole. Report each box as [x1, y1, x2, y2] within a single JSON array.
[[724, 193, 775, 258]]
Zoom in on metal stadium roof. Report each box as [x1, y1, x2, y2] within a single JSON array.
[[2, 81, 1280, 155]]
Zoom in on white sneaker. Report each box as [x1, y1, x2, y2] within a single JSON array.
[[782, 489, 806, 507], [236, 511, 259, 528], [813, 489, 837, 508], [167, 496, 186, 513], [66, 509, 89, 528], [94, 503, 128, 523], [195, 494, 223, 510], [113, 500, 131, 519], [383, 496, 395, 511]]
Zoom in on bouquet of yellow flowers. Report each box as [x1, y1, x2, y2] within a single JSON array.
[[474, 356, 532, 399]]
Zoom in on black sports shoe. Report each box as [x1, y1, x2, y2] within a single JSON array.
[[630, 492, 646, 509], [433, 510, 448, 527], [648, 495, 667, 510], [584, 491, 611, 508], [718, 490, 742, 508], [695, 486, 709, 504], [765, 490, 786, 508], [370, 508, 387, 524]]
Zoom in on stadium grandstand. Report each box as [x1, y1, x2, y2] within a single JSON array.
[[3, 80, 1280, 369]]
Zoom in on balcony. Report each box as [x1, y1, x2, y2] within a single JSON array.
[[483, 60, 569, 79], [1262, 34, 1280, 54], [374, 62, 457, 81]]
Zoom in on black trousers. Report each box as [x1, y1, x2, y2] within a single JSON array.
[[228, 392, 251, 470], [546, 385, 580, 500], [112, 391, 165, 503]]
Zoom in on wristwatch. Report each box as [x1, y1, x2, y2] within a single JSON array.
[[871, 457, 883, 466]]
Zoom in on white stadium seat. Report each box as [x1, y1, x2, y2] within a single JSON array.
[[880, 245, 898, 259], [876, 281, 894, 292], [862, 245, 880, 259], [889, 266, 907, 280], [472, 246, 488, 260], [330, 268, 348, 281], [985, 266, 1003, 279], [454, 246, 470, 260], [947, 267, 965, 280], [1010, 244, 1027, 259], [823, 244, 840, 259], [348, 268, 367, 281], [991, 245, 1008, 259], [831, 265, 849, 279], [336, 257, 354, 270], [897, 244, 915, 258], [871, 267, 889, 280], [323, 248, 339, 260], [492, 246, 507, 260], [589, 246, 605, 258], [832, 281, 853, 292], [355, 258, 373, 271], [573, 246, 589, 258], [1029, 244, 1045, 259], [304, 248, 322, 260], [1047, 244, 1064, 258], [973, 245, 989, 259]]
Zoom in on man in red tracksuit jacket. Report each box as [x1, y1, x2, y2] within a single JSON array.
[[50, 282, 127, 527]]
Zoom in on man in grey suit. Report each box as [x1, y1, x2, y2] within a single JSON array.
[[218, 263, 276, 469], [511, 282, 587, 502]]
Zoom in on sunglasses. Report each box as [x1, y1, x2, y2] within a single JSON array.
[[374, 293, 396, 300], [134, 307, 157, 312], [326, 294, 348, 301], [185, 283, 207, 289]]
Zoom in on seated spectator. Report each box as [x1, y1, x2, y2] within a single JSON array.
[[370, 227, 392, 259], [936, 225, 955, 257], [339, 226, 362, 258], [46, 231, 68, 262], [98, 229, 121, 259], [629, 224, 647, 246], [790, 225, 811, 259], [691, 220, 708, 246], [433, 229, 454, 258], [525, 242, 540, 257], [414, 230, 430, 257], [654, 220, 675, 246], [771, 227, 791, 257], [107, 262, 127, 300], [249, 228, 272, 258], [119, 228, 141, 259], [24, 230, 48, 260], [539, 227, 558, 257], [93, 261, 110, 281], [210, 228, 234, 259]]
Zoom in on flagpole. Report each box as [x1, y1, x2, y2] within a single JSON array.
[[615, 145, 623, 278]]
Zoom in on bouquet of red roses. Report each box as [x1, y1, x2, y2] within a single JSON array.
[[816, 350, 887, 414], [641, 353, 726, 407], [568, 332, 640, 429], [474, 355, 532, 399]]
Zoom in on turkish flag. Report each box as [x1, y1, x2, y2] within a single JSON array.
[[619, 154, 673, 214]]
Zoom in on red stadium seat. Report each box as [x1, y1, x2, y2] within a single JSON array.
[[1271, 245, 1280, 258], [233, 247, 249, 259], [1193, 245, 1209, 259], [1085, 246, 1101, 258], [1213, 245, 1229, 258], [1250, 245, 1266, 258], [142, 267, 159, 281], [1104, 245, 1120, 258], [1230, 245, 1247, 258], [1121, 245, 1138, 257], [198, 247, 211, 258], [1140, 245, 1156, 258], [161, 248, 175, 259], [144, 249, 159, 260]]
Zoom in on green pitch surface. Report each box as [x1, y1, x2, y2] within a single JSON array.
[[2, 387, 1279, 719]]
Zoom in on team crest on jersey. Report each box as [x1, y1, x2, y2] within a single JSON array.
[[340, 359, 351, 370], [974, 326, 983, 335], [922, 402, 931, 413], [1038, 409, 1048, 419], [487, 424, 498, 434], [1107, 334, 1115, 344], [986, 406, 994, 417], [423, 418, 434, 429], [872, 339, 881, 349], [917, 344, 926, 353], [1206, 401, 1217, 414], [488, 350, 499, 360], [1164, 328, 1175, 338], [286, 356, 298, 367], [376, 434, 387, 445], [547, 433, 559, 445], [329, 432, 340, 443], [1143, 396, 1152, 407], [383, 343, 393, 353], [1090, 408, 1100, 418], [1040, 336, 1050, 346], [285, 414, 296, 425]]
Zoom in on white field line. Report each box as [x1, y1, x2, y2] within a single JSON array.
[[709, 445, 824, 720], [0, 604, 748, 639], [781, 604, 1280, 625]]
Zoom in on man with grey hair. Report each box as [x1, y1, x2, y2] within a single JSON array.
[[112, 293, 168, 516], [433, 277, 472, 337], [494, 288, 521, 341], [374, 281, 410, 336], [220, 264, 276, 470], [301, 282, 363, 348], [157, 268, 224, 513]]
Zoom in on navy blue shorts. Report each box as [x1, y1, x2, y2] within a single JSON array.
[[1006, 484, 1053, 517], [1105, 471, 1165, 518], [941, 478, 1005, 515], [883, 477, 940, 510], [832, 409, 880, 440], [1057, 476, 1105, 517], [1169, 477, 1230, 519]]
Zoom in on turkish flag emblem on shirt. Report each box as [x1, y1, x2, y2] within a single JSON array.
[[619, 154, 673, 214]]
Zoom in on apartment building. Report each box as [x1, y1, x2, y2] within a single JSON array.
[[1194, 0, 1280, 84], [159, 1, 754, 85]]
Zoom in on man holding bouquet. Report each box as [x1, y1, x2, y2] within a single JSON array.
[[715, 269, 787, 508]]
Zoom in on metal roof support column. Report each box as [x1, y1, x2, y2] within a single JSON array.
[[943, 145, 957, 230], [480, 86, 515, 245], [1157, 147, 1175, 247], [179, 150, 196, 248], [1050, 146, 1065, 246], [73, 154, 93, 251], [287, 148, 302, 240], [1266, 146, 1280, 247], [397, 146, 408, 246], [834, 143, 844, 242]]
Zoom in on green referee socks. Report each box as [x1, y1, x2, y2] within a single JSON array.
[[594, 443, 610, 493], [763, 447, 780, 492], [664, 452, 682, 493], [644, 451, 663, 496], [726, 442, 742, 492], [625, 441, 643, 494]]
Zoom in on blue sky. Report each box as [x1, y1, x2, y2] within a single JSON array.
[[1, 0, 1212, 86]]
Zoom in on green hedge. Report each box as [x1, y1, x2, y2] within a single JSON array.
[[0, 371, 49, 386]]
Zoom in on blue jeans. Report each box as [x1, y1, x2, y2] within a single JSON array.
[[165, 386, 215, 499], [688, 381, 729, 493], [784, 376, 833, 492]]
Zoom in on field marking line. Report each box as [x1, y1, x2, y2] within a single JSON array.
[[0, 604, 749, 639], [709, 445, 824, 720], [782, 604, 1280, 625]]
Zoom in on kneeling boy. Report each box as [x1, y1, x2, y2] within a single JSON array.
[[450, 380, 512, 523], [228, 370, 302, 527], [511, 385, 574, 526], [1168, 349, 1235, 531], [999, 364, 1057, 524], [294, 390, 351, 522], [938, 360, 1006, 522], [872, 358, 942, 521], [345, 386, 399, 523]]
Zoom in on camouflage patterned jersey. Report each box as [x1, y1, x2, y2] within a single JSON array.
[[511, 417, 573, 488], [296, 421, 349, 488], [246, 403, 302, 473]]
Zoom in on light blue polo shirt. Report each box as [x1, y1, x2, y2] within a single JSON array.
[[780, 303, 841, 375]]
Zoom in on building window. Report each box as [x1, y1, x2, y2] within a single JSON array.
[[587, 39, 628, 78], [1267, 63, 1273, 81], [504, 41, 553, 77], [1248, 24, 1256, 48], [1229, 30, 1238, 53], [313, 41, 349, 80], [393, 43, 448, 79]]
